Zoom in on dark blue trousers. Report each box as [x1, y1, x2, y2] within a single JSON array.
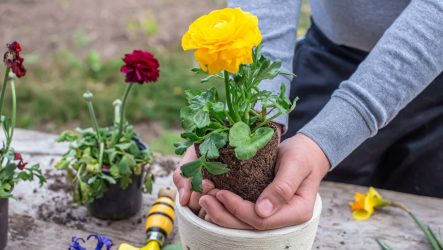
[[284, 22, 443, 198]]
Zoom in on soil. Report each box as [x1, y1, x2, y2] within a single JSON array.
[[37, 155, 179, 230], [0, 0, 225, 59], [199, 126, 280, 202]]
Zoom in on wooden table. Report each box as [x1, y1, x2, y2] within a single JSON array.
[[4, 129, 443, 250]]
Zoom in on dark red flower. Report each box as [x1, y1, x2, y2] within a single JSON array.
[[3, 41, 26, 78], [120, 50, 159, 84], [7, 42, 22, 54], [14, 152, 28, 170], [102, 164, 111, 171]]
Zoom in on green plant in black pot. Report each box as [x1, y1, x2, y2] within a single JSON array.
[[0, 42, 46, 250], [56, 49, 160, 220]]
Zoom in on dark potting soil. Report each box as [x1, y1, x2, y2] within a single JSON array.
[[199, 126, 280, 202]]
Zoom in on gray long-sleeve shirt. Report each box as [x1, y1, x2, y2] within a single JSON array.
[[228, 0, 443, 168]]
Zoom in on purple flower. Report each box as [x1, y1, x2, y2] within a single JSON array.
[[87, 233, 113, 250], [69, 236, 86, 250]]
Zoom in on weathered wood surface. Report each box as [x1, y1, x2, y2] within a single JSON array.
[[3, 129, 443, 250]]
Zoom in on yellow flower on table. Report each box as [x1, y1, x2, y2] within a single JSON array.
[[350, 187, 390, 220], [182, 8, 262, 74]]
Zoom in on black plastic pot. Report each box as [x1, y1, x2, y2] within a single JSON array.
[[87, 172, 143, 220], [0, 199, 8, 250], [87, 136, 148, 220]]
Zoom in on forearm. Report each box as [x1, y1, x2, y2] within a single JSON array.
[[228, 0, 301, 132], [300, 0, 443, 167]]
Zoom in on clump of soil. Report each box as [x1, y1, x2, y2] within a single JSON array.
[[9, 214, 36, 241], [199, 127, 280, 202]]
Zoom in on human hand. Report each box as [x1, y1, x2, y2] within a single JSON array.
[[198, 133, 330, 230], [172, 146, 216, 213]]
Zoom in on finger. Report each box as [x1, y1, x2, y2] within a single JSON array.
[[198, 208, 207, 219], [173, 147, 198, 205], [255, 154, 311, 218], [188, 180, 215, 213], [217, 189, 316, 230], [199, 195, 253, 230]]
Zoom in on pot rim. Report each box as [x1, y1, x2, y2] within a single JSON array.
[[176, 193, 322, 238]]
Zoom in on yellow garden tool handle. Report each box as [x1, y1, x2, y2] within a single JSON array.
[[145, 188, 177, 248], [143, 241, 161, 250], [119, 188, 177, 250]]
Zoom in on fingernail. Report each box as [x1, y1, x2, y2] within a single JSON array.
[[257, 199, 274, 217], [200, 199, 208, 209], [179, 188, 184, 203]]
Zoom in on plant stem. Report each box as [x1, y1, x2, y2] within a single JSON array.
[[98, 142, 104, 167], [224, 71, 236, 123], [86, 100, 101, 143], [116, 84, 134, 143], [4, 78, 16, 152], [0, 67, 11, 119]]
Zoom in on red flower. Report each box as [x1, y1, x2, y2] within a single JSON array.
[[7, 42, 22, 54], [14, 152, 28, 170], [3, 41, 26, 78], [120, 50, 159, 84]]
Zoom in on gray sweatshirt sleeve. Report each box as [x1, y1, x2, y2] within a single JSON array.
[[228, 0, 301, 130], [299, 0, 443, 167]]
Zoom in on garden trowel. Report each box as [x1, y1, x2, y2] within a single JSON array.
[[119, 187, 177, 250]]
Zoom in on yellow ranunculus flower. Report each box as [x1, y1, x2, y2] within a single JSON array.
[[350, 187, 390, 220], [182, 8, 262, 74]]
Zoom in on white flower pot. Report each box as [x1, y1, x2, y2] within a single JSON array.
[[176, 193, 322, 250]]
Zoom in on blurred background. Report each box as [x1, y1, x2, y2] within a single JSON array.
[[0, 0, 310, 155]]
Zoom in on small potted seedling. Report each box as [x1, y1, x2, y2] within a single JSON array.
[[0, 42, 45, 250], [174, 8, 322, 250], [56, 49, 160, 220]]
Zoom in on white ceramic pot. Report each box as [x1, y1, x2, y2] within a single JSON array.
[[176, 193, 322, 250]]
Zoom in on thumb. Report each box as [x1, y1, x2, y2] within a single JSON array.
[[255, 154, 310, 218]]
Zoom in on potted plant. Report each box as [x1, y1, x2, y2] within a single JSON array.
[[56, 49, 160, 220], [174, 8, 322, 249], [0, 42, 46, 250]]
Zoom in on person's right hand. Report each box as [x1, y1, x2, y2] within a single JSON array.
[[172, 146, 215, 213]]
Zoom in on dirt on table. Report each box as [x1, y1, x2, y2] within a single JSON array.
[[0, 0, 225, 59], [37, 155, 179, 230]]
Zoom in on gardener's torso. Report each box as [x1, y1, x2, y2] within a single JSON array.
[[311, 0, 411, 51]]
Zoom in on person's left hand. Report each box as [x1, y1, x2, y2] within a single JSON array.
[[197, 133, 330, 230]]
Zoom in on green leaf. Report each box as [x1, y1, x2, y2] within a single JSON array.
[[119, 154, 136, 175], [180, 107, 196, 131], [110, 164, 120, 177], [144, 173, 154, 193], [57, 131, 79, 142], [229, 122, 251, 148], [174, 141, 192, 155], [193, 109, 210, 128], [376, 239, 394, 250], [209, 102, 226, 121], [229, 122, 274, 160], [101, 174, 117, 185], [204, 161, 229, 175], [191, 171, 203, 193], [180, 157, 203, 178], [199, 132, 227, 159]]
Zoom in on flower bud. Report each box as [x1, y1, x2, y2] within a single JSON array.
[[112, 99, 122, 107], [83, 91, 93, 102]]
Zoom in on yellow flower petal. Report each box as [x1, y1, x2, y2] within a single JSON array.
[[182, 8, 262, 74]]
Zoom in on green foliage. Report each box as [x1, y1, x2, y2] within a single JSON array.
[[56, 125, 154, 205], [0, 68, 45, 199], [176, 45, 297, 192], [229, 121, 274, 160], [180, 156, 228, 192]]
